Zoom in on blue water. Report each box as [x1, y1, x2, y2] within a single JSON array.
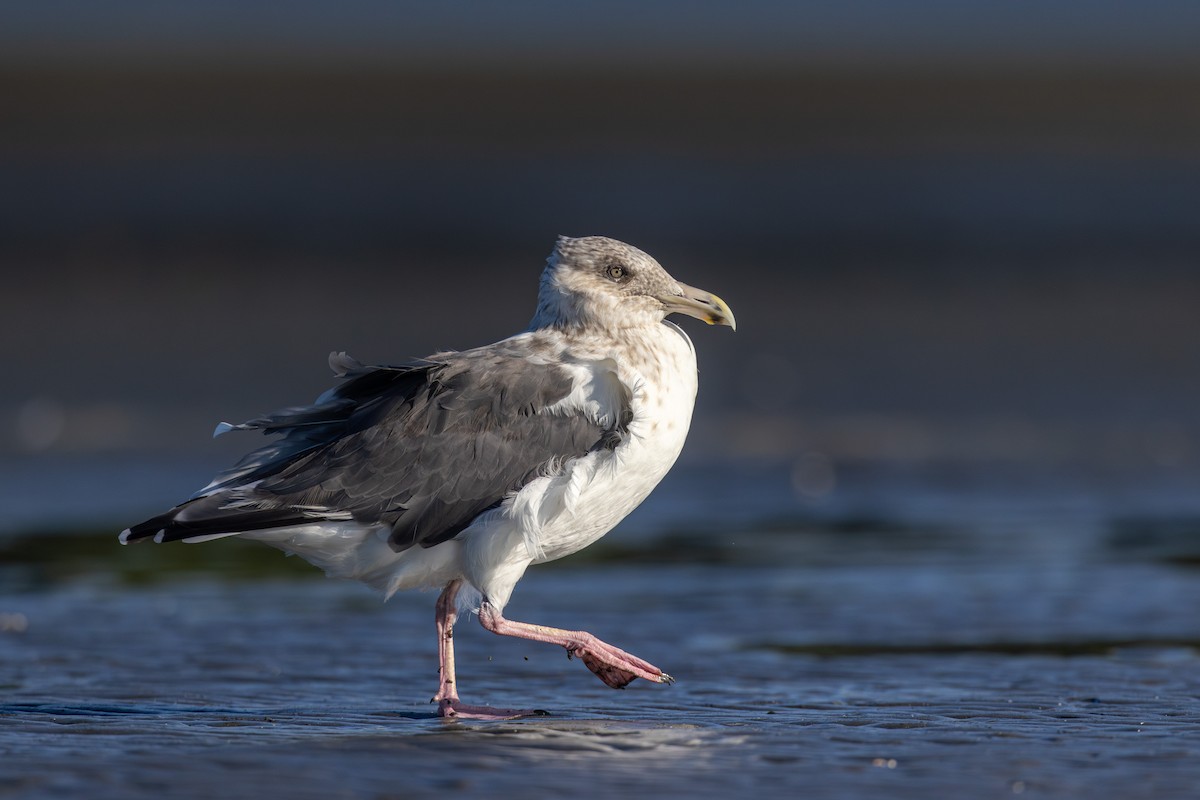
[[5, 562, 1200, 799], [4, 455, 1200, 797]]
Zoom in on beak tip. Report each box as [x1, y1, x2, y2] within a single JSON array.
[[661, 283, 736, 331], [713, 300, 736, 332]]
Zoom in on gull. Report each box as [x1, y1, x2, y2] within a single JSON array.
[[121, 235, 735, 719]]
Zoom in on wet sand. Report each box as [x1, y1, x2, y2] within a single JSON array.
[[5, 540, 1200, 798]]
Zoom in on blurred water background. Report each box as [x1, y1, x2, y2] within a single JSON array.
[[4, 3, 1200, 798]]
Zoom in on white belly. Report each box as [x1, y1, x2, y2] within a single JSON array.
[[518, 320, 699, 563]]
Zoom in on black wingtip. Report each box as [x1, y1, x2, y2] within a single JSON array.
[[120, 495, 330, 546], [118, 506, 185, 544]]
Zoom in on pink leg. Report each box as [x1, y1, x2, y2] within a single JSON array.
[[431, 580, 461, 709], [477, 601, 674, 689], [430, 581, 546, 720]]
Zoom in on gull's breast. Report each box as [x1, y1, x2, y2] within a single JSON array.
[[531, 321, 700, 563]]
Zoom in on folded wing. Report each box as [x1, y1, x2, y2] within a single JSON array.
[[122, 343, 632, 551]]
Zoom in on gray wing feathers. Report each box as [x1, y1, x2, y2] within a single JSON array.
[[198, 346, 630, 552]]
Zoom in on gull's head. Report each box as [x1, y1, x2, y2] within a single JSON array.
[[533, 235, 736, 333]]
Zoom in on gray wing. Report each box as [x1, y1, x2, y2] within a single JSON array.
[[125, 345, 632, 551]]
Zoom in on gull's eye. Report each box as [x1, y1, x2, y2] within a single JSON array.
[[606, 264, 626, 281]]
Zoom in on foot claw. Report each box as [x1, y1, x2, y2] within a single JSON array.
[[476, 606, 671, 692]]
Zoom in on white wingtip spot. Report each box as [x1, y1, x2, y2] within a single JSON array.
[[153, 530, 167, 544], [212, 422, 235, 438], [118, 528, 132, 545]]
